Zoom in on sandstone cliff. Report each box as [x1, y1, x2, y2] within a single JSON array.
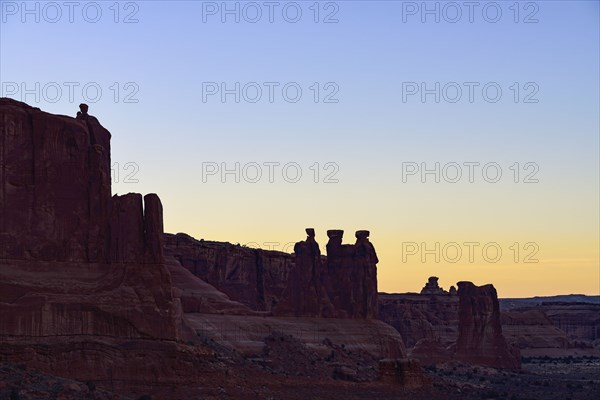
[[0, 98, 180, 341], [501, 309, 575, 357], [321, 229, 379, 319], [273, 228, 333, 317], [380, 278, 524, 369], [454, 281, 521, 369], [0, 99, 195, 396], [165, 228, 380, 319], [379, 291, 458, 349], [0, 99, 163, 264], [381, 281, 599, 364], [535, 302, 600, 343], [164, 232, 294, 312]]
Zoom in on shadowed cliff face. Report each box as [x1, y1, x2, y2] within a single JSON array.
[[455, 281, 521, 369], [164, 232, 295, 312], [0, 98, 164, 264], [321, 229, 379, 319], [273, 229, 379, 318], [380, 279, 523, 369], [0, 98, 111, 262], [379, 292, 459, 349], [0, 98, 180, 341], [165, 228, 380, 319]]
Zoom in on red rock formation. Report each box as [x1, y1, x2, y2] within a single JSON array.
[[380, 280, 520, 368], [0, 98, 164, 266], [501, 305, 600, 357], [167, 228, 381, 319], [500, 297, 600, 352], [381, 282, 599, 363], [0, 99, 110, 262], [501, 309, 572, 356], [379, 292, 459, 348], [275, 229, 379, 318], [0, 99, 184, 394], [324, 230, 379, 319], [537, 302, 600, 342], [455, 281, 520, 369], [164, 254, 258, 315], [143, 193, 165, 261], [274, 228, 335, 317], [420, 276, 448, 295], [164, 232, 295, 311], [108, 193, 165, 263]]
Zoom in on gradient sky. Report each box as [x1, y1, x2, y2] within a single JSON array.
[[1, 0, 598, 297]]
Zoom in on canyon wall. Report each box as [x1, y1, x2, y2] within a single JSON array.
[[378, 293, 458, 349], [164, 232, 294, 312], [165, 228, 380, 319], [380, 278, 600, 365], [0, 98, 178, 339]]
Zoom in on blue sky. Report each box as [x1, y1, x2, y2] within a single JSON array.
[[1, 1, 598, 296]]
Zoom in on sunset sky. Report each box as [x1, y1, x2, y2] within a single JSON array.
[[1, 0, 598, 297]]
